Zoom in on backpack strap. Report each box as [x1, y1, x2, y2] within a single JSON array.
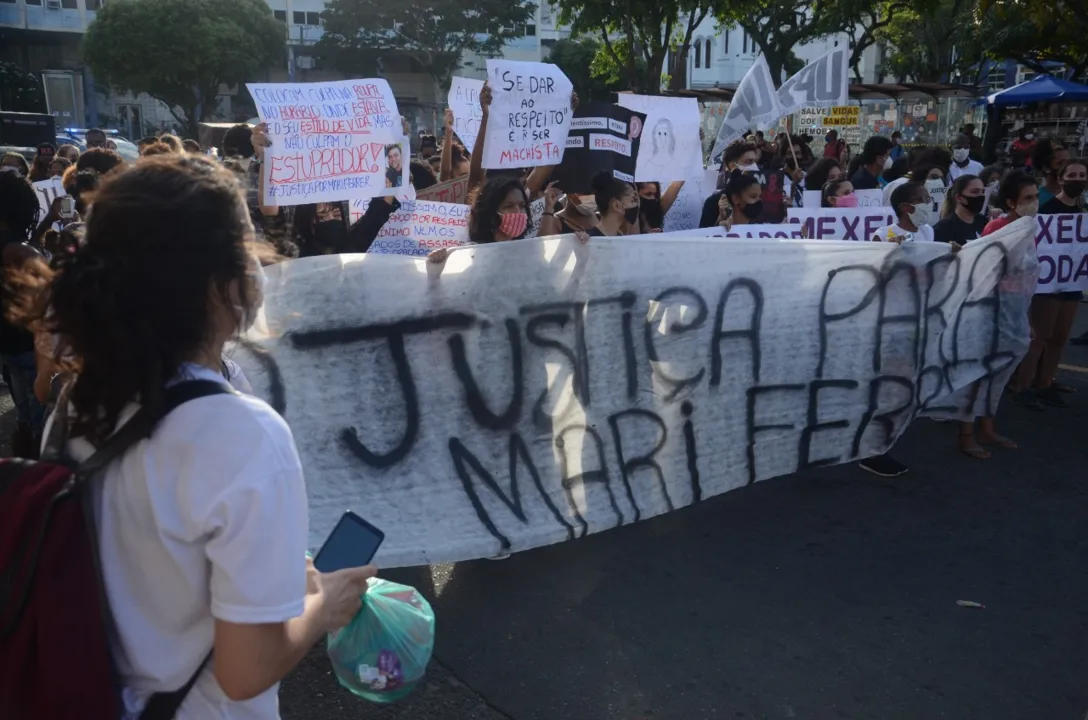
[[77, 380, 236, 720]]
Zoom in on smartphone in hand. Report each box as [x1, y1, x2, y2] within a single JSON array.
[[313, 511, 384, 573]]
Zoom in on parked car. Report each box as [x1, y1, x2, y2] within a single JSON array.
[[58, 128, 140, 162]]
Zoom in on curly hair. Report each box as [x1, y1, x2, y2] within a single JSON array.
[[222, 124, 255, 159], [16, 154, 255, 442], [0, 170, 41, 241], [468, 175, 529, 243], [76, 147, 125, 176]]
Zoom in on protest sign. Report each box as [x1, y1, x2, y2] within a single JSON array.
[[416, 176, 470, 205], [482, 60, 573, 170], [777, 48, 850, 116], [802, 188, 883, 209], [787, 207, 897, 240], [663, 168, 719, 233], [236, 222, 1035, 567], [247, 79, 406, 205], [616, 94, 703, 182], [1035, 213, 1088, 293], [32, 177, 66, 221], [710, 55, 782, 164], [757, 170, 788, 224], [550, 101, 645, 194], [821, 106, 860, 127], [448, 77, 485, 153], [724, 224, 804, 239], [348, 199, 471, 255]]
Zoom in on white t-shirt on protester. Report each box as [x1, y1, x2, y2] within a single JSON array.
[[64, 364, 308, 720], [949, 159, 984, 181], [871, 222, 935, 243]]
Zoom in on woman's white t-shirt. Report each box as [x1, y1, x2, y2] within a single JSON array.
[[871, 222, 935, 243], [64, 364, 308, 719]]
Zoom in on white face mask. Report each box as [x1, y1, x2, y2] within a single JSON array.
[[908, 202, 936, 228], [883, 155, 893, 171], [1016, 200, 1039, 217], [738, 163, 760, 173], [953, 148, 970, 163], [1025, 133, 1035, 140]]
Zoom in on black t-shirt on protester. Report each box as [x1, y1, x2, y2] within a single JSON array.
[[1039, 196, 1082, 215], [849, 166, 880, 190], [699, 190, 724, 228], [932, 213, 987, 245]]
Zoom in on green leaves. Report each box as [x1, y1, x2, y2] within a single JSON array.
[[82, 0, 284, 133], [316, 0, 536, 88]]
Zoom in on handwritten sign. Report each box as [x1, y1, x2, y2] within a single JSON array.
[[348, 199, 471, 256], [663, 168, 719, 233], [482, 60, 573, 170], [724, 224, 804, 239], [786, 207, 897, 240], [1035, 213, 1088, 293], [416, 176, 470, 205], [236, 223, 1036, 566], [448, 77, 485, 154], [526, 197, 547, 238], [802, 188, 883, 209], [616, 94, 703, 182], [551, 101, 644, 194], [247, 79, 405, 206], [32, 177, 66, 221]]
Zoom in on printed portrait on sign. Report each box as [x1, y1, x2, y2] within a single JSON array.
[[385, 144, 403, 187]]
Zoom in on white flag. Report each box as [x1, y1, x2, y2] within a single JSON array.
[[710, 55, 782, 164], [777, 47, 850, 116]]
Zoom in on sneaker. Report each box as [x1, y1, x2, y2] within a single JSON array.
[[859, 454, 909, 477], [1037, 386, 1069, 408], [1010, 389, 1044, 411]]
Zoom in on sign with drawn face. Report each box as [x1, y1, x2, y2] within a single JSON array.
[[617, 94, 704, 183]]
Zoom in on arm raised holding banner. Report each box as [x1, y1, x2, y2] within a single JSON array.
[[468, 84, 492, 194]]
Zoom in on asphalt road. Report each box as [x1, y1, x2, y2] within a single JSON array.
[[5, 317, 1086, 720]]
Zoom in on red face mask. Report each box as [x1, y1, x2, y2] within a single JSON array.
[[497, 212, 528, 238]]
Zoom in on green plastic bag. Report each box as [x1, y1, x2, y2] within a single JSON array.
[[326, 578, 436, 703]]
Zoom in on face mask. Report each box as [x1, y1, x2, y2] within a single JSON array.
[[1015, 200, 1039, 217], [1062, 180, 1087, 198], [314, 219, 346, 253], [961, 195, 985, 214], [623, 205, 640, 224], [740, 200, 763, 220], [497, 211, 528, 238], [908, 203, 936, 228], [953, 148, 970, 163], [640, 198, 663, 228], [738, 163, 760, 173], [883, 155, 893, 172], [834, 193, 859, 208]]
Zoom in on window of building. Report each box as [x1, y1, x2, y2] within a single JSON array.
[[24, 0, 42, 6], [723, 32, 728, 53], [306, 11, 320, 25], [292, 10, 305, 24], [526, 24, 536, 36], [86, 0, 104, 8], [61, 0, 78, 8], [694, 41, 701, 69], [0, 0, 17, 5], [274, 9, 287, 22], [705, 39, 711, 65], [742, 32, 748, 54]]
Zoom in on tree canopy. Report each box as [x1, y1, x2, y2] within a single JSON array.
[[0, 61, 46, 113], [82, 0, 284, 136], [976, 0, 1088, 78], [546, 37, 633, 102], [879, 0, 985, 83], [317, 0, 536, 94]]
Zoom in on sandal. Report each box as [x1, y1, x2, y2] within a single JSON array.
[[958, 431, 991, 460]]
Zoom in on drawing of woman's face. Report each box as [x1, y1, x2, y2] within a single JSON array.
[[651, 119, 675, 157]]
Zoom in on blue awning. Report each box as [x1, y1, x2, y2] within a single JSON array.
[[987, 75, 1088, 106]]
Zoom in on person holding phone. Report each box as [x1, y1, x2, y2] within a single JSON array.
[[11, 154, 376, 717]]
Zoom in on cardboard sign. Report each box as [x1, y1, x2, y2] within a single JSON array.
[[482, 60, 573, 170], [416, 176, 470, 205], [448, 76, 485, 153], [550, 101, 645, 194], [801, 188, 883, 209], [236, 223, 1035, 566], [1035, 213, 1088, 293], [786, 207, 898, 240], [776, 47, 850, 116], [615, 94, 703, 182], [350, 199, 471, 255], [710, 55, 781, 163], [247, 79, 407, 205]]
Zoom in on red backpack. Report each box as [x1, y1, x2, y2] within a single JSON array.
[[0, 381, 232, 720]]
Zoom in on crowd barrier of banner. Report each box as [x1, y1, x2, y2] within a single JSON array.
[[235, 220, 1036, 567], [1035, 213, 1088, 293]]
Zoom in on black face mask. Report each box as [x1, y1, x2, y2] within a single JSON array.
[[740, 200, 763, 220], [961, 195, 985, 214], [640, 198, 663, 228], [1062, 180, 1087, 198], [624, 205, 640, 225], [314, 219, 347, 253]]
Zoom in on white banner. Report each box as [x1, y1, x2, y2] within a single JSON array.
[[724, 224, 804, 239], [710, 55, 782, 163], [32, 177, 66, 221], [802, 188, 884, 209], [236, 222, 1036, 567], [616, 94, 703, 182], [482, 60, 573, 170], [777, 48, 850, 116], [787, 207, 898, 240], [448, 77, 485, 154], [351, 199, 471, 256], [1035, 213, 1088, 293], [247, 80, 406, 206]]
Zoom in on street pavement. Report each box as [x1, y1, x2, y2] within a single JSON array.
[[4, 317, 1085, 720]]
